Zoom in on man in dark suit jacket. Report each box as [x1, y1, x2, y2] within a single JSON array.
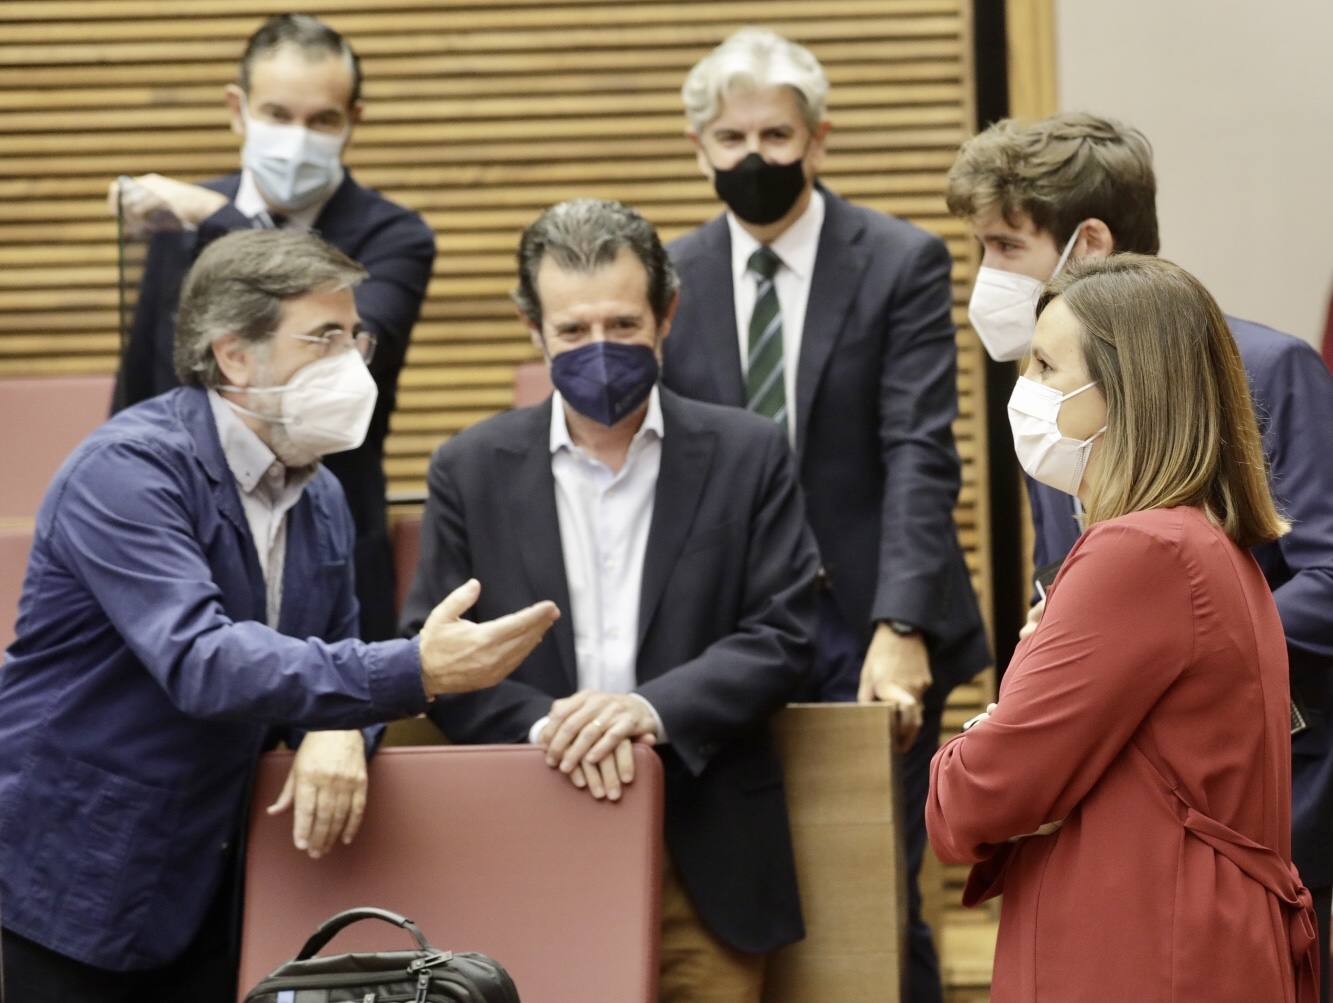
[[950, 111, 1333, 1000], [660, 29, 990, 1002], [110, 14, 435, 641], [402, 199, 819, 1003]]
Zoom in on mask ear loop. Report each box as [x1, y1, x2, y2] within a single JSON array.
[[1049, 222, 1084, 280]]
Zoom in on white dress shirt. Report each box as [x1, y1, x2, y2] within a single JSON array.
[[727, 188, 826, 445], [527, 387, 667, 744], [234, 167, 339, 230], [208, 390, 315, 627]]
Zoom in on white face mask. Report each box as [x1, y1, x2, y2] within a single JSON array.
[[968, 224, 1082, 362], [240, 107, 346, 212], [223, 350, 378, 459], [1008, 376, 1106, 496]]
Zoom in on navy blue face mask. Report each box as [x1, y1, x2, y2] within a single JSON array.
[[549, 340, 659, 426]]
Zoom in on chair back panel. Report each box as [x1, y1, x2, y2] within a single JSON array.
[[0, 376, 113, 517], [238, 744, 662, 1003]]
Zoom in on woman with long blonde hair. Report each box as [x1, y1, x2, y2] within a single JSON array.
[[928, 254, 1318, 1001]]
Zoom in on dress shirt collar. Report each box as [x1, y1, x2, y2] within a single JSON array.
[[727, 186, 825, 283], [234, 168, 339, 230], [550, 384, 665, 456], [207, 389, 315, 498]]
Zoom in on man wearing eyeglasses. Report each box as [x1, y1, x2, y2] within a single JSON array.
[[0, 228, 558, 1002], [109, 13, 435, 643]]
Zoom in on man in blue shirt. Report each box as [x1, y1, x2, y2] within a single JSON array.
[[0, 229, 557, 1002], [949, 111, 1333, 1000]]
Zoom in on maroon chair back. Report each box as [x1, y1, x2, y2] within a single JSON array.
[[390, 512, 423, 618], [512, 361, 552, 408], [238, 744, 662, 1002], [0, 524, 33, 652], [0, 375, 113, 517]]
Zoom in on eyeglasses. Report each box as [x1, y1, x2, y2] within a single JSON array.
[[289, 329, 377, 365]]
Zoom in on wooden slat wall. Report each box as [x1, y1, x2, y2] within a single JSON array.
[[0, 1, 992, 972], [2, 0, 997, 984]]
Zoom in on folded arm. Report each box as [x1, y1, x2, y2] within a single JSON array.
[[927, 523, 1192, 864]]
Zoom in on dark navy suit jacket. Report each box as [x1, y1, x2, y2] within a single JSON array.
[[0, 387, 428, 970], [113, 171, 437, 640], [662, 190, 991, 698], [400, 390, 819, 954], [1029, 317, 1333, 888]]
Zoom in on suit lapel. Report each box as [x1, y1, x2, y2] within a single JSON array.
[[795, 192, 870, 456], [685, 218, 745, 406], [636, 391, 716, 656], [502, 403, 578, 689]]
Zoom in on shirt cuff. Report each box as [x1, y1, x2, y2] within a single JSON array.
[[367, 636, 429, 719], [528, 715, 550, 746]]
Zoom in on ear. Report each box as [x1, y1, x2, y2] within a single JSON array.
[[212, 333, 255, 387], [224, 84, 246, 137], [688, 130, 716, 182], [805, 118, 832, 173], [344, 99, 364, 150], [657, 292, 680, 344], [1077, 218, 1115, 260], [521, 310, 547, 357]]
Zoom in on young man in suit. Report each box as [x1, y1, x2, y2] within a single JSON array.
[[949, 111, 1333, 999], [660, 29, 990, 1003], [110, 13, 436, 641], [401, 198, 820, 1003]]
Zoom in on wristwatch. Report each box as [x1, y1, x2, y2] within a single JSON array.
[[886, 619, 919, 637]]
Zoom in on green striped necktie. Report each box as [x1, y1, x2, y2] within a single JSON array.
[[745, 245, 785, 425]]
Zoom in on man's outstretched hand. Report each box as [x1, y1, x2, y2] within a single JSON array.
[[418, 579, 559, 697]]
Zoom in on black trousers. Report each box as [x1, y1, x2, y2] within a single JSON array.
[[2, 856, 238, 1003], [1313, 883, 1331, 1003]]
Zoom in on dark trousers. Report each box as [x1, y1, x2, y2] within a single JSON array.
[[807, 594, 944, 1003], [1314, 883, 1331, 1003], [2, 856, 238, 1003]]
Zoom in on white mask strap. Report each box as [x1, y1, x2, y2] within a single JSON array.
[[1050, 223, 1083, 280], [218, 391, 293, 426], [1058, 379, 1098, 403]]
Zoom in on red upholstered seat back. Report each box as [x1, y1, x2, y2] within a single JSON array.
[[238, 744, 662, 1002], [0, 525, 33, 652], [512, 361, 552, 408], [0, 375, 113, 518]]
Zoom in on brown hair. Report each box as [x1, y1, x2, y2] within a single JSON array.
[[174, 229, 366, 388], [1037, 254, 1286, 548], [947, 112, 1160, 254]]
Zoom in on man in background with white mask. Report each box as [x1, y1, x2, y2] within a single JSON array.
[[660, 30, 989, 1002], [109, 12, 436, 643], [949, 111, 1333, 999], [0, 229, 558, 1002]]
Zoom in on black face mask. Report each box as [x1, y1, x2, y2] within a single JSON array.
[[711, 152, 807, 225]]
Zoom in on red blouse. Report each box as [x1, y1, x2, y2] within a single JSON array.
[[929, 506, 1318, 1001]]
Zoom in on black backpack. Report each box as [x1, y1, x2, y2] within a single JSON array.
[[243, 906, 520, 1003]]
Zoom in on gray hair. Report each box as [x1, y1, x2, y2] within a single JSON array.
[[513, 199, 679, 330], [682, 28, 829, 133], [174, 229, 367, 388]]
